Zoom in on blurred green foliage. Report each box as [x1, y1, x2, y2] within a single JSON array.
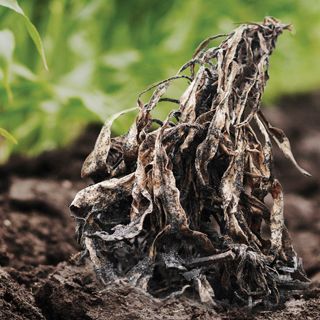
[[0, 0, 319, 160]]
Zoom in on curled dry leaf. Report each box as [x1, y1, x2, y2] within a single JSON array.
[[70, 17, 310, 308]]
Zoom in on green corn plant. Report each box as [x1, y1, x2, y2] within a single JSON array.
[[0, 0, 47, 153]]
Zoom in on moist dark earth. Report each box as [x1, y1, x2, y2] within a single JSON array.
[[0, 92, 319, 320]]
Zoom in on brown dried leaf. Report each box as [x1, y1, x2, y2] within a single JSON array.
[[70, 18, 309, 307]]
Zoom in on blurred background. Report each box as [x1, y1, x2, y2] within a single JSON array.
[[0, 0, 320, 160]]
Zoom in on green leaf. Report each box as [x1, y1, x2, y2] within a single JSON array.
[[0, 29, 14, 101], [0, 127, 17, 144], [0, 0, 23, 14], [0, 0, 48, 70], [23, 17, 48, 70]]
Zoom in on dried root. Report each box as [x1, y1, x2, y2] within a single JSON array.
[[70, 17, 310, 308]]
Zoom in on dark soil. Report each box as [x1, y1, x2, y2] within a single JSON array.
[[0, 93, 319, 319]]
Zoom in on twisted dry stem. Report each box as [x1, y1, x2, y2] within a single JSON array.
[[70, 17, 310, 308]]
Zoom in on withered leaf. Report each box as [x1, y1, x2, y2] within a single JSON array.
[[71, 18, 310, 308]]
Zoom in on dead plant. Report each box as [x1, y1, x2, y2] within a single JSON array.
[[71, 17, 310, 308]]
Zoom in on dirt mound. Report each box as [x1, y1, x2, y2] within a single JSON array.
[[0, 269, 44, 320], [0, 93, 319, 319]]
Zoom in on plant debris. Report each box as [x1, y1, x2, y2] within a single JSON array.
[[70, 17, 311, 308]]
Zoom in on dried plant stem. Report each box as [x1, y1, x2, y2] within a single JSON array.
[[71, 17, 310, 308]]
